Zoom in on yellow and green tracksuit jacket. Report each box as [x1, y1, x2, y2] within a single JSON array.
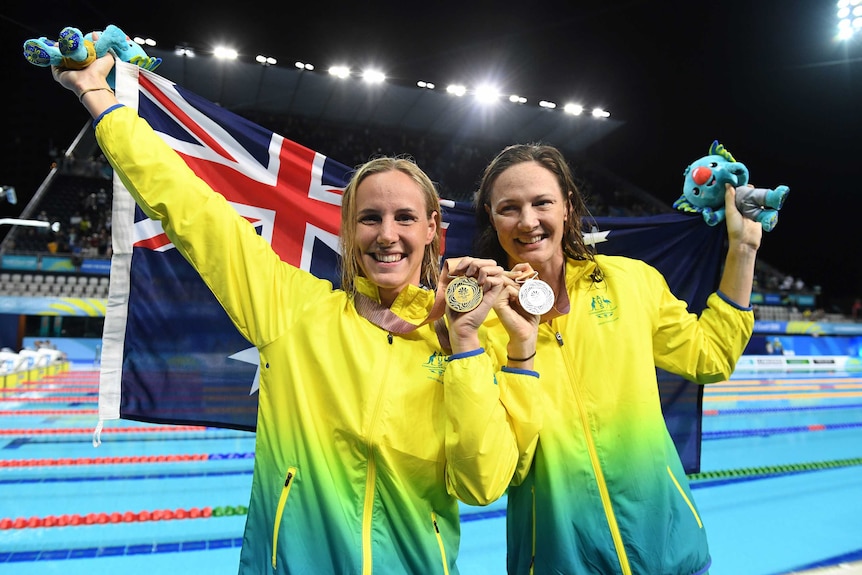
[[95, 106, 542, 574], [484, 256, 753, 575]]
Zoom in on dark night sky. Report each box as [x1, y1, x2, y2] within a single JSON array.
[[2, 1, 861, 306]]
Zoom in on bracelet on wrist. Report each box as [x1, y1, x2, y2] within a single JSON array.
[[78, 86, 114, 102], [507, 350, 537, 362]]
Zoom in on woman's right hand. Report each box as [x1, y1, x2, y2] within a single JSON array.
[[442, 257, 507, 354], [495, 263, 540, 364]]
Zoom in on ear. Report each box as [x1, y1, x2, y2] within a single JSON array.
[[484, 203, 495, 229], [426, 210, 438, 244]]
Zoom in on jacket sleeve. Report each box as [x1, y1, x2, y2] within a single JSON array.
[[442, 350, 541, 506], [94, 106, 319, 347], [652, 276, 755, 383]]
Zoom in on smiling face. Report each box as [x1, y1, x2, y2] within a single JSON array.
[[485, 161, 568, 278], [352, 170, 438, 307]]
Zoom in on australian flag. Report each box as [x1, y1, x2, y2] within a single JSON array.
[[100, 62, 723, 473]]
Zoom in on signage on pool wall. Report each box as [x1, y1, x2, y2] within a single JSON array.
[[754, 320, 862, 336], [80, 259, 111, 275], [735, 355, 862, 372], [746, 334, 862, 357]]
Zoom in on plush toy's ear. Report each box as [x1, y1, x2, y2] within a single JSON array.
[[709, 140, 737, 163]]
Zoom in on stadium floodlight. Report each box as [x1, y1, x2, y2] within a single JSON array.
[[446, 84, 467, 97], [362, 69, 386, 84], [538, 100, 556, 109], [592, 108, 611, 118], [295, 61, 314, 70], [474, 84, 501, 104], [563, 103, 584, 115], [134, 36, 157, 47], [175, 46, 195, 57], [256, 55, 277, 66], [328, 65, 351, 79], [417, 81, 435, 89], [836, 0, 862, 39], [213, 46, 239, 60], [509, 95, 527, 104]]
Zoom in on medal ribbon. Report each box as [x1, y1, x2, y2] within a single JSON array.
[[352, 259, 558, 335]]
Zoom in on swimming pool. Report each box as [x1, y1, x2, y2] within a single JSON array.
[[2, 368, 861, 574]]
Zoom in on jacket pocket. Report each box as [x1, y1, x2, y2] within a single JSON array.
[[666, 466, 702, 528], [272, 466, 298, 569], [431, 511, 451, 575]]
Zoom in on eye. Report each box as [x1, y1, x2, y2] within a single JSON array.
[[692, 188, 701, 196], [709, 162, 719, 168], [396, 213, 418, 223], [358, 214, 381, 224]]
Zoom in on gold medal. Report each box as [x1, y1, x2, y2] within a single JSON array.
[[518, 278, 555, 315], [446, 276, 483, 312]]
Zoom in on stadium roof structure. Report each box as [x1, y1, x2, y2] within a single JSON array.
[[147, 47, 623, 156]]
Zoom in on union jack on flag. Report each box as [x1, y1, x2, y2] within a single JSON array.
[[99, 62, 724, 472]]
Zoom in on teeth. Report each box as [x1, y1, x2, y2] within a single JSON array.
[[375, 254, 402, 263], [521, 236, 543, 245]]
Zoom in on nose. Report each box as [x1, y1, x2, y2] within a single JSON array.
[[692, 166, 712, 185], [377, 217, 398, 245], [517, 206, 540, 230]]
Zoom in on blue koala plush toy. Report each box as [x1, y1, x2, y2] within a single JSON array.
[[673, 140, 789, 232], [22, 24, 161, 88]]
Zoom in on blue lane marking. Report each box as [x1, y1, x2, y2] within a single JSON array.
[[461, 508, 507, 522], [2, 433, 252, 449], [702, 421, 862, 439], [0, 468, 253, 485], [774, 548, 862, 574], [707, 402, 862, 415], [0, 538, 244, 563]]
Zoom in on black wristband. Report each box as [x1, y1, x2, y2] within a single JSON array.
[[507, 350, 537, 362]]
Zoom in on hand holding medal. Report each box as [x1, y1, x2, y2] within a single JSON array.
[[446, 275, 484, 312], [505, 264, 556, 316]]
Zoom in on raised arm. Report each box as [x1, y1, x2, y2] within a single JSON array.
[[52, 53, 119, 118], [718, 183, 762, 307], [50, 53, 304, 348]]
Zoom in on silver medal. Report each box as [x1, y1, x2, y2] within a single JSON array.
[[518, 278, 555, 315]]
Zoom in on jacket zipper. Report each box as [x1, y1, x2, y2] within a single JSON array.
[[271, 467, 297, 569], [529, 484, 536, 575], [431, 512, 451, 575], [362, 341, 391, 575], [667, 466, 703, 528], [552, 318, 633, 575]]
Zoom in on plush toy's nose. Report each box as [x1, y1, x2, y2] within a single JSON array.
[[692, 166, 712, 185]]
